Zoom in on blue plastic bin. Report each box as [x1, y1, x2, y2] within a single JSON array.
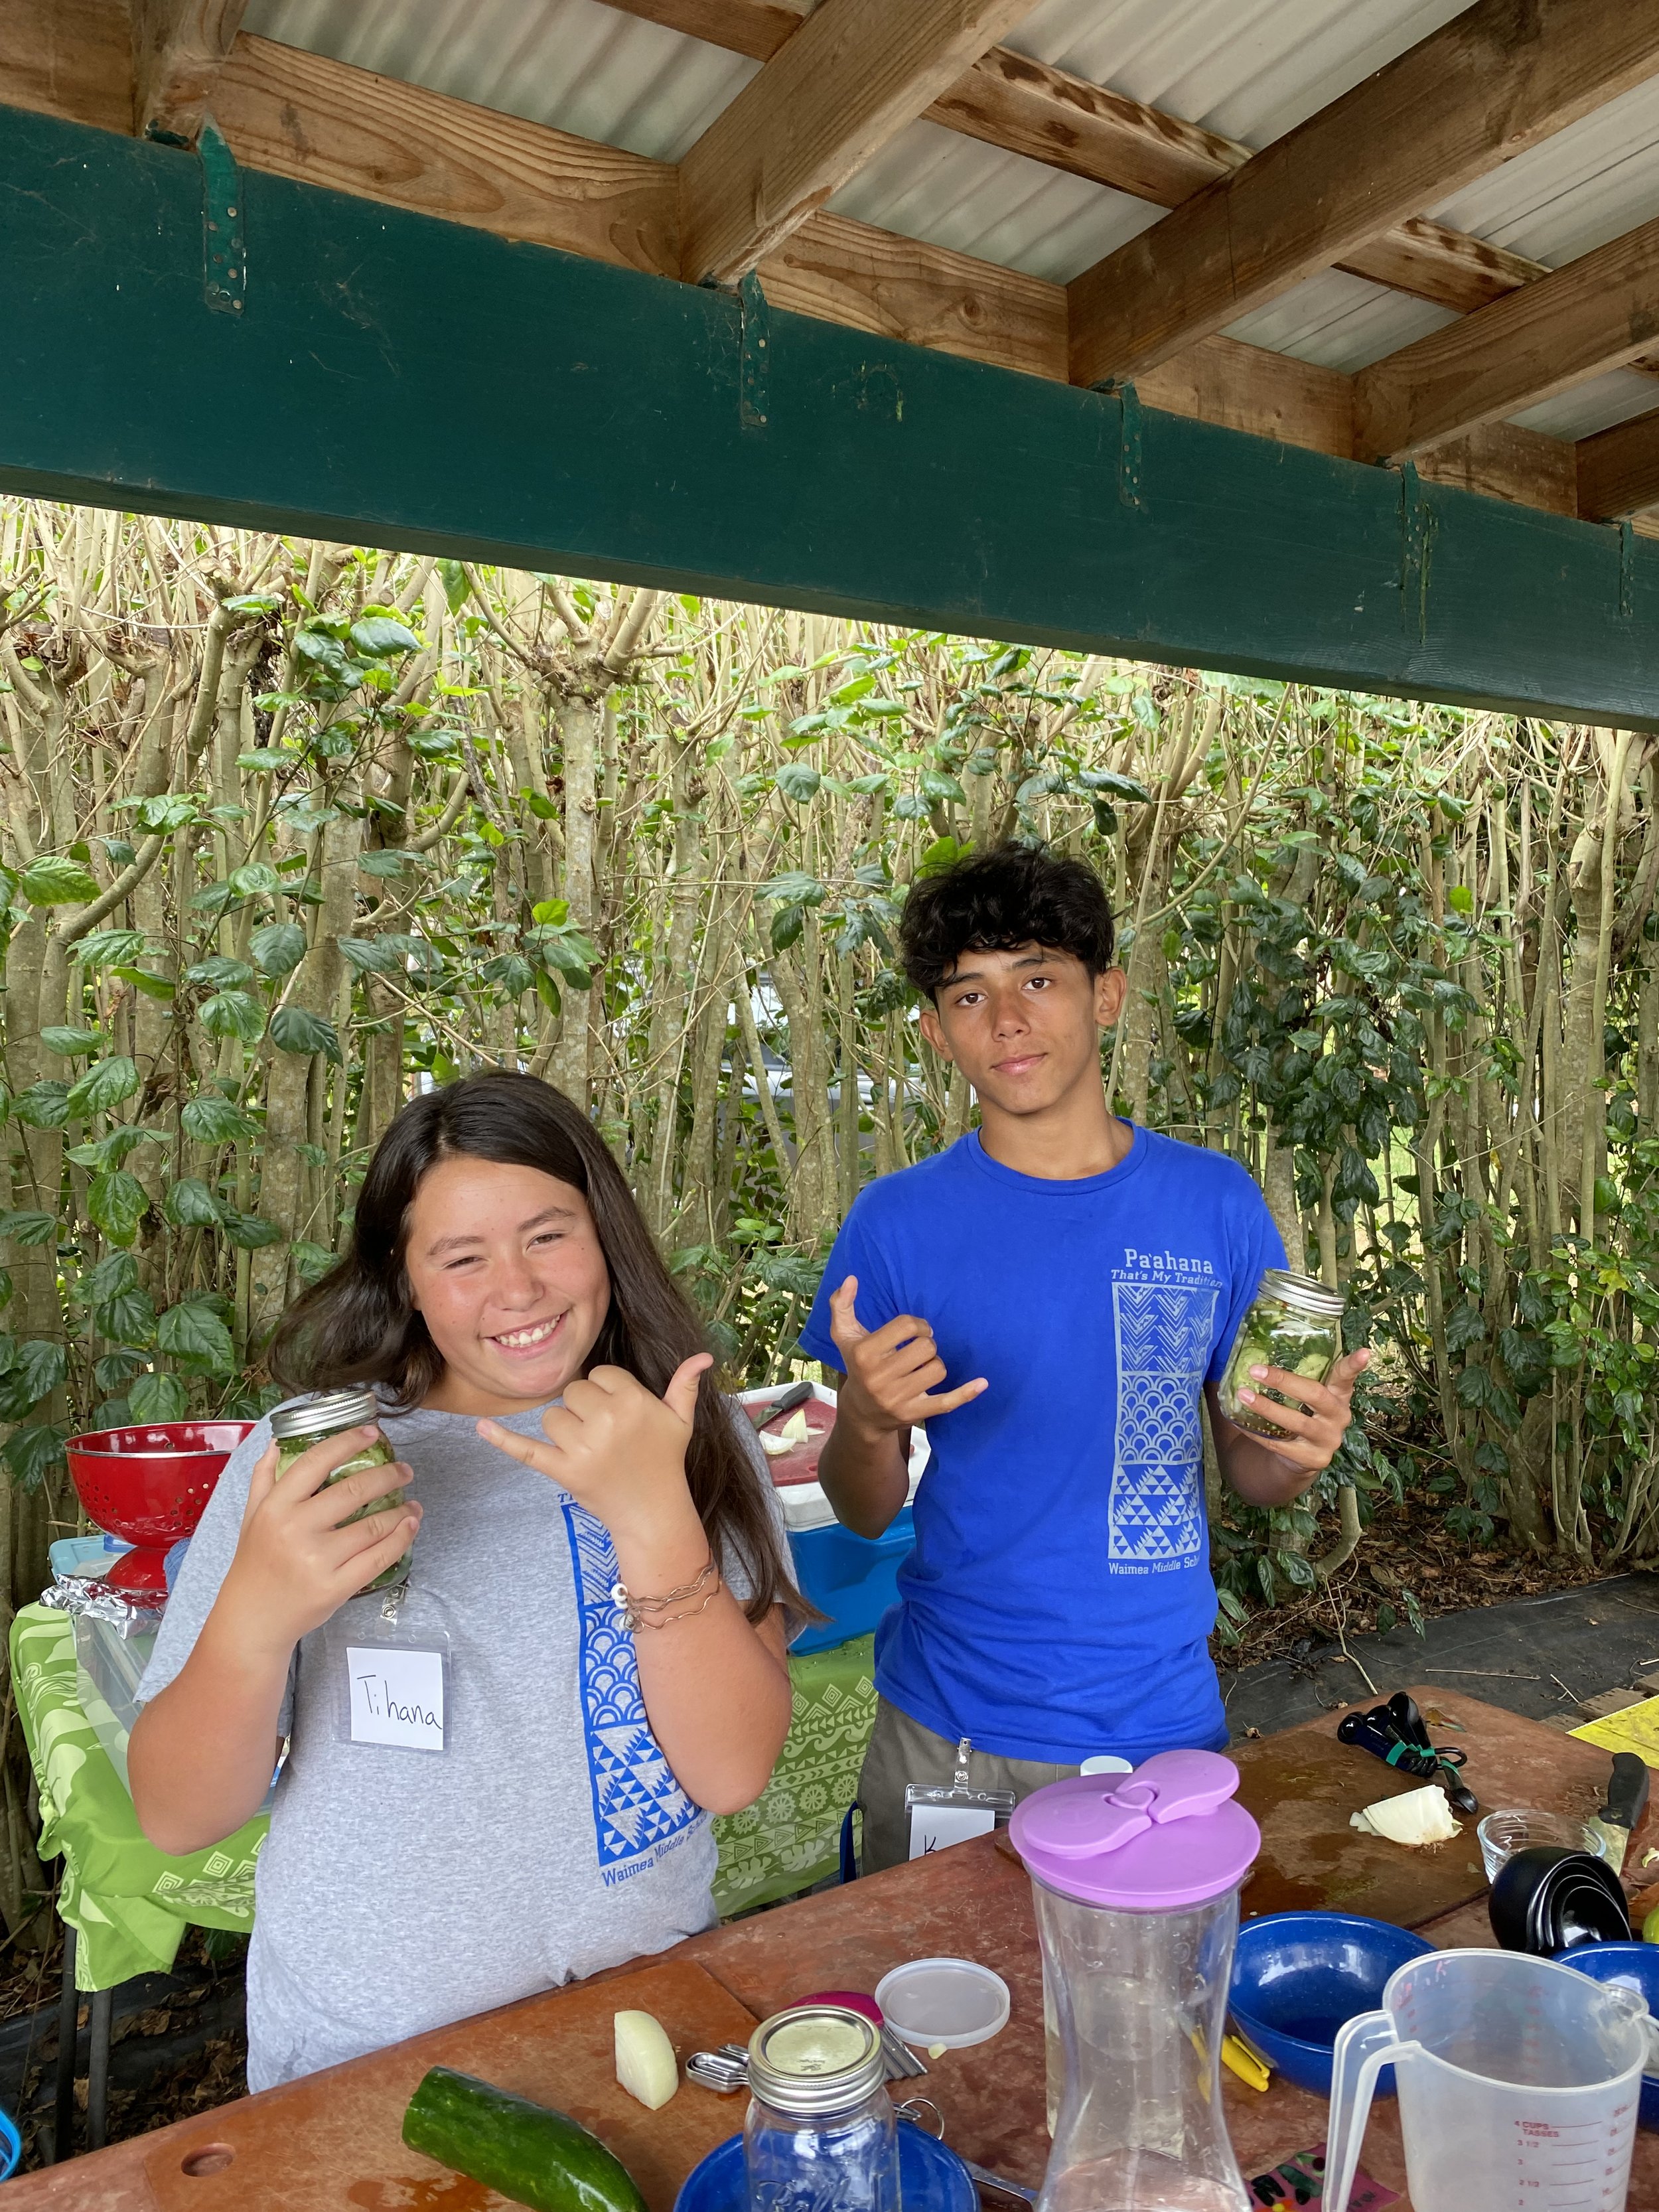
[[788, 1507, 914, 1655]]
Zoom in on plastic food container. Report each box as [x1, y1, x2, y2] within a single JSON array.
[[1218, 1270, 1345, 1437], [740, 1384, 926, 1655], [269, 1388, 408, 1593]]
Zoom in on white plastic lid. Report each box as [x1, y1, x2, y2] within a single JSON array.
[[873, 1957, 1011, 2049]]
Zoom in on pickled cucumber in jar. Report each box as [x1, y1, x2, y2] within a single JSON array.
[[268, 1386, 410, 1592], [1219, 1270, 1345, 1438]]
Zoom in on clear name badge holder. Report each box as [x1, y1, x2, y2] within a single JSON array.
[[328, 1579, 451, 1755], [906, 1737, 1015, 1859]]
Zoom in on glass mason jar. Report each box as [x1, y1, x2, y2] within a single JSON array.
[[268, 1388, 409, 1593], [743, 2006, 899, 2212], [1218, 1270, 1346, 1439]]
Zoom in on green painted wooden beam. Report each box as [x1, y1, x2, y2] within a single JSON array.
[[3, 104, 1656, 725]]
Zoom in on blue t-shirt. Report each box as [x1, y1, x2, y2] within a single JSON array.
[[798, 1126, 1285, 1764]]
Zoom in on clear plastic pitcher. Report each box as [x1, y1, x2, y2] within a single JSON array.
[[1010, 1751, 1262, 2212], [1326, 1949, 1656, 2212]]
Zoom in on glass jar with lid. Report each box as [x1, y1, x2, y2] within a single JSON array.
[[268, 1388, 409, 1593], [1217, 1270, 1346, 1438], [743, 2004, 899, 2212]]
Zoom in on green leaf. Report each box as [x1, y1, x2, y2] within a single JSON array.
[[338, 934, 402, 975], [249, 921, 307, 977], [538, 935, 594, 987], [270, 1004, 341, 1061], [920, 769, 966, 806], [66, 1056, 141, 1118], [5, 1340, 66, 1410], [200, 990, 267, 1043], [3, 1422, 67, 1491], [350, 615, 420, 658], [0, 1211, 55, 1248], [133, 792, 199, 833], [228, 861, 282, 898], [291, 1240, 338, 1285], [772, 904, 806, 952], [84, 1252, 138, 1300], [186, 954, 256, 989], [94, 1286, 157, 1347], [165, 1177, 224, 1229], [72, 928, 149, 970], [21, 853, 98, 905], [222, 1208, 282, 1250], [531, 899, 570, 926], [94, 1349, 147, 1391], [358, 850, 411, 878], [88, 1169, 147, 1246], [776, 763, 822, 803], [67, 1124, 163, 1171], [181, 1095, 258, 1144], [156, 1299, 236, 1375], [129, 1371, 189, 1424], [8, 1079, 68, 1132], [115, 966, 176, 1002], [437, 557, 470, 614], [758, 870, 828, 907], [40, 1025, 102, 1058]]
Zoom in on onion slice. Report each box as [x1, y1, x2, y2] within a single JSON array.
[[614, 2009, 679, 2110]]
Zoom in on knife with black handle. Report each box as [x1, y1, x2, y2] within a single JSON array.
[[1591, 1750, 1650, 1874]]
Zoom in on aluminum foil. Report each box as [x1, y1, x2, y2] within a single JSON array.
[[38, 1576, 164, 1637]]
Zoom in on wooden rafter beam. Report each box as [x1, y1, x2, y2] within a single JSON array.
[[131, 0, 247, 143], [1579, 407, 1659, 520], [601, 0, 1591, 321], [1356, 214, 1659, 462], [1067, 0, 1659, 389], [676, 0, 1046, 286]]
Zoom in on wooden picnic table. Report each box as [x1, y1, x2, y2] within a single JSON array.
[[11, 1686, 1659, 2210]]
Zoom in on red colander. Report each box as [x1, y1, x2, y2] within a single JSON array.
[[64, 1422, 255, 1605]]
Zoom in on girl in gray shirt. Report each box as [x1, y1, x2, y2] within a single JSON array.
[[133, 1072, 800, 2090]]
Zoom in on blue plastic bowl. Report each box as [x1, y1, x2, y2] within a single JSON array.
[[1554, 1943, 1659, 2130], [675, 2121, 975, 2212], [1230, 1911, 1437, 2097]]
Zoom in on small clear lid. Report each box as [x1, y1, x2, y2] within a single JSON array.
[[1254, 1268, 1346, 1319], [269, 1388, 380, 1442], [746, 2005, 885, 2115]]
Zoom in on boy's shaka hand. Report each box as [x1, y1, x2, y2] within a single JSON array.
[[829, 1277, 987, 1434]]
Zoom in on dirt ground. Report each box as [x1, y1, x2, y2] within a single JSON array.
[[0, 1925, 248, 2168], [1215, 1485, 1619, 1672]]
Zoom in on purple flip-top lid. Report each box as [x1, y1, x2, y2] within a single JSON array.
[[1008, 1749, 1260, 1910]]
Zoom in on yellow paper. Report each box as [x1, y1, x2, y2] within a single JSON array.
[[1569, 1693, 1659, 1769]]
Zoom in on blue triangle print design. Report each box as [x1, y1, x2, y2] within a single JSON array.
[[561, 1497, 701, 1867]]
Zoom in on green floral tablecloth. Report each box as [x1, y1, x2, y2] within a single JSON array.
[[11, 1605, 269, 1992], [713, 1633, 877, 1916], [13, 1604, 875, 1984]]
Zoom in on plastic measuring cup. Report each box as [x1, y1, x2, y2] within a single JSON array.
[[1325, 1949, 1656, 2212]]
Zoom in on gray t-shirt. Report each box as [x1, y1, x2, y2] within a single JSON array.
[[139, 1398, 782, 2091]]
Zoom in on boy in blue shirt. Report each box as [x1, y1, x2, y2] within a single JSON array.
[[800, 843, 1366, 1872]]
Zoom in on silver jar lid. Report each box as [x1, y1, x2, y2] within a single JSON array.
[[746, 2006, 885, 2116], [269, 1387, 380, 1441], [1257, 1268, 1346, 1319]]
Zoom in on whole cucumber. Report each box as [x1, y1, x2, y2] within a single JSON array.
[[403, 2066, 649, 2212]]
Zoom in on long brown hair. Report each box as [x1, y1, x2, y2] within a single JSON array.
[[271, 1072, 805, 1624]]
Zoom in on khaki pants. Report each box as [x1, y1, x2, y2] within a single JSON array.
[[855, 1695, 1082, 1876]]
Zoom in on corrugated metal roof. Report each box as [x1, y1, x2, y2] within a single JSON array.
[[243, 0, 1659, 441]]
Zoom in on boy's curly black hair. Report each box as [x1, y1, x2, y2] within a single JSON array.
[[899, 841, 1116, 999]]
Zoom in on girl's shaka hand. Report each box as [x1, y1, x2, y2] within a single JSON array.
[[478, 1355, 711, 1550], [226, 1426, 421, 1657]]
